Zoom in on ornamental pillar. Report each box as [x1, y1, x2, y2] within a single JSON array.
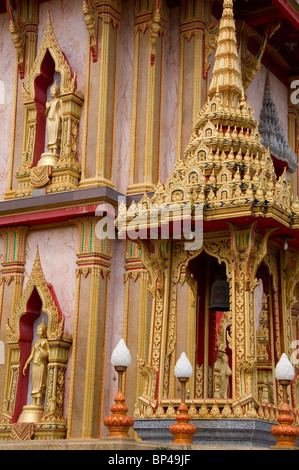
[[127, 0, 166, 195], [0, 226, 28, 421], [281, 250, 299, 361], [123, 241, 151, 419], [176, 0, 212, 161], [67, 217, 112, 439], [228, 222, 258, 401], [136, 239, 171, 404], [21, 0, 39, 78], [6, 0, 39, 80], [5, 0, 39, 198], [80, 0, 121, 188]]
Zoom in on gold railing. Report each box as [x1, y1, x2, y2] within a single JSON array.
[[134, 397, 299, 424]]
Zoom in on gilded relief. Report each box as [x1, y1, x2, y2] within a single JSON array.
[[12, 13, 84, 198]]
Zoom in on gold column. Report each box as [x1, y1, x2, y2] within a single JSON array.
[[127, 0, 166, 195], [20, 0, 39, 77], [176, 0, 212, 161], [123, 241, 150, 418], [5, 0, 39, 199], [228, 222, 257, 402], [67, 217, 112, 439], [137, 239, 171, 402], [0, 226, 28, 421], [280, 250, 294, 360], [80, 0, 121, 188]]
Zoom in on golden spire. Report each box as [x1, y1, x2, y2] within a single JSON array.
[[209, 0, 244, 104], [117, 0, 299, 227]]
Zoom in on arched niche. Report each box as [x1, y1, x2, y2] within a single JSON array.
[[2, 249, 72, 432], [187, 251, 232, 400], [32, 50, 56, 167], [16, 12, 84, 197]]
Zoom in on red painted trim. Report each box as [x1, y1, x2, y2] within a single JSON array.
[[271, 0, 299, 30], [247, 12, 284, 27], [13, 288, 42, 423], [33, 50, 56, 167], [0, 204, 100, 228]]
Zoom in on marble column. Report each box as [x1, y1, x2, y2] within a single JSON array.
[[176, 0, 212, 161], [80, 0, 121, 189], [123, 241, 151, 419], [127, 0, 166, 195], [67, 217, 112, 438], [5, 0, 39, 199]]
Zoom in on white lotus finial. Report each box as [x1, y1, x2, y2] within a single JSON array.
[[111, 339, 131, 367], [174, 352, 193, 378], [275, 353, 295, 381]]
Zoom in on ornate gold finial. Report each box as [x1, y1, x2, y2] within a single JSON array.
[[223, 0, 234, 7], [46, 9, 51, 25], [209, 0, 244, 105]]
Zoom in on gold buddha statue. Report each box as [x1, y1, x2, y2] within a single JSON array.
[[18, 319, 49, 423], [38, 81, 62, 167], [45, 82, 62, 155]]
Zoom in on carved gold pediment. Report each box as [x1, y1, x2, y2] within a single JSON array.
[[13, 11, 84, 198], [22, 12, 76, 104], [6, 248, 64, 343]]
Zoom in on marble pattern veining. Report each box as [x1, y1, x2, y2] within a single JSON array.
[[0, 13, 15, 201], [23, 227, 78, 335], [246, 64, 288, 136], [101, 239, 126, 436], [160, 7, 180, 183], [113, 0, 135, 194]]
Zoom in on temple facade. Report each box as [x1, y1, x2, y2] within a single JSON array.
[[0, 0, 299, 445]]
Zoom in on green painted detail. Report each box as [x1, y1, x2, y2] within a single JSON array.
[[82, 223, 85, 253], [13, 232, 17, 261], [5, 233, 9, 262], [90, 221, 93, 252]]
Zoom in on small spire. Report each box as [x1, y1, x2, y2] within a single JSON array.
[[209, 0, 244, 104]]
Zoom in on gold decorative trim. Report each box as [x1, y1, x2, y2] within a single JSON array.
[[6, 248, 64, 343], [22, 12, 76, 103], [11, 12, 84, 198], [82, 0, 99, 62]]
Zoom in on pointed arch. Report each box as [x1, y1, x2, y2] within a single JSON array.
[[16, 11, 84, 195], [6, 248, 65, 343], [22, 12, 76, 104]]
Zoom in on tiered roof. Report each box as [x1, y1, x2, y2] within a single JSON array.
[[118, 0, 299, 235]]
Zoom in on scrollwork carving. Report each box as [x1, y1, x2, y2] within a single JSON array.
[[6, 248, 64, 343]]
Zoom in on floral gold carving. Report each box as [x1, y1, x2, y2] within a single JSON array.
[[82, 0, 99, 62], [6, 248, 64, 343], [13, 12, 84, 198]]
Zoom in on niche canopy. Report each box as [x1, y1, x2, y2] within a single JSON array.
[[15, 12, 84, 198]]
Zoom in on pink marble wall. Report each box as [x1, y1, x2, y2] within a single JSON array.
[[24, 227, 78, 334], [0, 12, 15, 201], [160, 6, 180, 184], [245, 64, 288, 136], [101, 239, 126, 436], [114, 1, 134, 194]]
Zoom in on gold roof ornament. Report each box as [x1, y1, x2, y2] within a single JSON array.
[[208, 0, 243, 104], [116, 0, 299, 236]]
